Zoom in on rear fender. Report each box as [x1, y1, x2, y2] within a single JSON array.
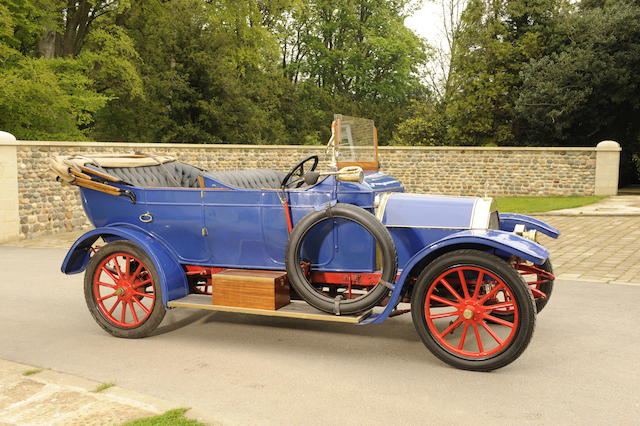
[[61, 226, 188, 304], [361, 229, 548, 324], [499, 213, 560, 238]]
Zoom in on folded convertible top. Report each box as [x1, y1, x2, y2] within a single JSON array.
[[50, 153, 175, 184]]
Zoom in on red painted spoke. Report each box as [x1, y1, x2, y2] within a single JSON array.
[[97, 281, 116, 289], [458, 270, 470, 299], [134, 291, 154, 299], [458, 323, 470, 350], [439, 318, 463, 338], [430, 294, 459, 308], [100, 267, 119, 285], [484, 314, 515, 328], [530, 287, 547, 299], [98, 292, 117, 302], [483, 301, 515, 311], [133, 278, 153, 288], [478, 283, 505, 305], [120, 302, 126, 323], [113, 257, 124, 279], [429, 311, 460, 320], [472, 323, 484, 353], [481, 320, 503, 345], [108, 298, 121, 315], [129, 302, 139, 323], [472, 271, 483, 299], [124, 255, 130, 277], [133, 297, 150, 314], [440, 278, 463, 302], [129, 262, 144, 280]]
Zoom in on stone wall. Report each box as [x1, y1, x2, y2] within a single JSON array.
[[0, 140, 618, 240], [379, 147, 597, 197]]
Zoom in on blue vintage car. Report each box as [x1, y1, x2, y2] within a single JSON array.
[[52, 115, 558, 371]]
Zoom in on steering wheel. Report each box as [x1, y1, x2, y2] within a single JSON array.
[[281, 155, 319, 189]]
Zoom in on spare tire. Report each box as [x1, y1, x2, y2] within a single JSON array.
[[285, 203, 397, 315]]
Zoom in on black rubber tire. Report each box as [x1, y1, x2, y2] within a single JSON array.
[[534, 259, 554, 313], [285, 203, 397, 315], [411, 249, 536, 371], [492, 258, 554, 321], [84, 241, 166, 338]]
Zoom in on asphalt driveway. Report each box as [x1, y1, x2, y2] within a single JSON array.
[[1, 246, 639, 425]]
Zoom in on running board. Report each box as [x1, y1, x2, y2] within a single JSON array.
[[168, 294, 371, 324]]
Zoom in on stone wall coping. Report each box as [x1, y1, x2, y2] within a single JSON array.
[[1, 140, 606, 152]]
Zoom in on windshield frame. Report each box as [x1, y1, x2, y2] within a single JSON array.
[[331, 114, 380, 171]]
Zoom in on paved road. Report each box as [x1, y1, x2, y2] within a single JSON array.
[[537, 215, 640, 284], [1, 246, 639, 425]]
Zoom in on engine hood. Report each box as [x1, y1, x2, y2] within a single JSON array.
[[376, 193, 494, 230]]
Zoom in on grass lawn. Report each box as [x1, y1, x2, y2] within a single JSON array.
[[494, 196, 606, 213]]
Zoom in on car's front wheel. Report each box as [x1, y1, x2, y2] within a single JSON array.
[[411, 249, 536, 371], [84, 241, 165, 338]]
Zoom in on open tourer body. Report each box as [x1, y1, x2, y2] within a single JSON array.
[[53, 115, 559, 371]]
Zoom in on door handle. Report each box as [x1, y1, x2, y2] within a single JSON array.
[[139, 212, 153, 223]]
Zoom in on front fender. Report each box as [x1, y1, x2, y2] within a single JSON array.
[[361, 229, 549, 324], [499, 213, 560, 239], [61, 226, 188, 304]]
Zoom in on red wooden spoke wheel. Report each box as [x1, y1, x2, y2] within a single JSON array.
[[424, 266, 519, 358], [84, 241, 166, 338], [93, 253, 156, 328], [411, 250, 536, 371]]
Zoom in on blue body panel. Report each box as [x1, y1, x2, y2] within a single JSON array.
[[499, 213, 560, 238], [65, 166, 554, 323], [382, 193, 477, 228], [61, 226, 189, 304]]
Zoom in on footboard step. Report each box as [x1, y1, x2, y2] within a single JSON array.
[[168, 294, 371, 323]]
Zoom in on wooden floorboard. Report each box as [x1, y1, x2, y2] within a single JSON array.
[[168, 294, 370, 323]]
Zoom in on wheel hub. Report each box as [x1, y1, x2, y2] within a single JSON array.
[[462, 308, 474, 320]]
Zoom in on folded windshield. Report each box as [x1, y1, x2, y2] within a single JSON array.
[[329, 114, 379, 171]]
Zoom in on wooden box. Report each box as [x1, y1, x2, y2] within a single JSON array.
[[212, 269, 290, 310]]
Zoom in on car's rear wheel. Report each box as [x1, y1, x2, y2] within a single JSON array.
[[411, 249, 536, 371], [84, 241, 165, 338]]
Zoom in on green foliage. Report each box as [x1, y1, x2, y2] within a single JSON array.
[[0, 57, 109, 140], [89, 0, 427, 144], [122, 408, 204, 426], [516, 1, 640, 183], [393, 100, 446, 145], [92, 382, 115, 393], [443, 0, 568, 146], [22, 368, 44, 376]]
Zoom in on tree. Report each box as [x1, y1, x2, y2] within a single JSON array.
[[442, 0, 568, 146], [0, 58, 109, 139], [269, 0, 429, 143], [517, 0, 640, 184]]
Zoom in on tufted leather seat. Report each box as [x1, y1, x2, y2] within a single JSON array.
[[86, 162, 285, 190], [206, 169, 285, 190], [87, 162, 204, 188]]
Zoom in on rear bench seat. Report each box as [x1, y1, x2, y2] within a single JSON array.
[[86, 162, 286, 190]]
